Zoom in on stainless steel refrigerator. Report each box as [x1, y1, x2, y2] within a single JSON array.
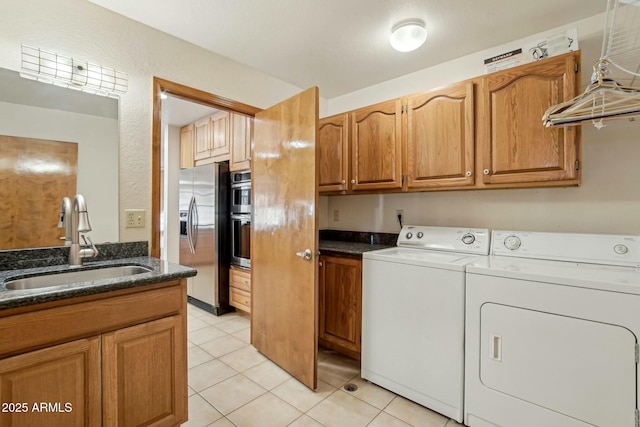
[[179, 162, 231, 315]]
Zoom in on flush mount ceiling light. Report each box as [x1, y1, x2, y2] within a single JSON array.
[[390, 19, 427, 52], [20, 45, 128, 98]]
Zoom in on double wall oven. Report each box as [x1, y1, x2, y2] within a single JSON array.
[[230, 170, 251, 268]]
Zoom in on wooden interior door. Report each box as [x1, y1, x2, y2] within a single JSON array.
[[252, 87, 319, 390]]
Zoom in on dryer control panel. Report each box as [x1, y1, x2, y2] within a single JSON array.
[[397, 225, 490, 255], [492, 230, 640, 267]]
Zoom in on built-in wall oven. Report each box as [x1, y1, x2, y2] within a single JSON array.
[[231, 214, 251, 268], [231, 170, 251, 214]]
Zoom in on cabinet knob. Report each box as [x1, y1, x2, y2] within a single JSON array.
[[483, 169, 490, 175], [466, 171, 472, 177], [351, 179, 355, 184], [341, 180, 346, 185], [319, 261, 323, 267]]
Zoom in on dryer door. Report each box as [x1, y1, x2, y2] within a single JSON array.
[[480, 303, 636, 427]]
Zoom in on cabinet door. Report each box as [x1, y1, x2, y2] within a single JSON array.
[[230, 113, 253, 171], [193, 117, 211, 161], [319, 256, 362, 359], [478, 51, 580, 187], [102, 315, 187, 427], [318, 113, 350, 192], [406, 82, 475, 189], [180, 123, 194, 169], [210, 111, 230, 159], [350, 99, 403, 191], [0, 337, 101, 427]]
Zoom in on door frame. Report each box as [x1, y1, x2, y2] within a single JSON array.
[[150, 77, 261, 257]]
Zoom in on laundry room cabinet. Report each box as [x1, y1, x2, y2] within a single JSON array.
[[318, 255, 362, 360], [317, 51, 581, 195]]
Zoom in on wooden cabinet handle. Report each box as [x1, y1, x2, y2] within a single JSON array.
[[351, 179, 355, 184], [341, 180, 346, 185], [466, 171, 472, 177], [483, 169, 490, 175]]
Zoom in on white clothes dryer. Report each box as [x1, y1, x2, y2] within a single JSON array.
[[362, 225, 490, 423], [464, 230, 640, 427]]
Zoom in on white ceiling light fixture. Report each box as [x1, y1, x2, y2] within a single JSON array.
[[390, 19, 427, 52]]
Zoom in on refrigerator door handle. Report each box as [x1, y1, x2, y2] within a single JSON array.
[[187, 196, 196, 254], [191, 197, 199, 250]]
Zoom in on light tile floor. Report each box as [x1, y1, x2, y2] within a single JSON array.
[[185, 303, 465, 427]]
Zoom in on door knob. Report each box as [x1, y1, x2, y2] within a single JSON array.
[[295, 249, 312, 260]]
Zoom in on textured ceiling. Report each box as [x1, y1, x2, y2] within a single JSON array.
[[88, 0, 607, 98]]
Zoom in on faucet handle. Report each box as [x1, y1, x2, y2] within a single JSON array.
[[80, 235, 99, 259]]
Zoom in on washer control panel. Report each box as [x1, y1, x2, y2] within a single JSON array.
[[492, 230, 640, 267], [397, 225, 490, 255]]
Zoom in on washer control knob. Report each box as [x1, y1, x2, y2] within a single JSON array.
[[504, 236, 522, 250], [614, 244, 629, 255], [405, 232, 413, 239], [462, 233, 476, 245], [417, 232, 424, 239]]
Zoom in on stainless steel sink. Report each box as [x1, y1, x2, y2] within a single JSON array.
[[4, 265, 153, 290]]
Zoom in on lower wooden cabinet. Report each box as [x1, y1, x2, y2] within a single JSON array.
[[229, 266, 251, 313], [0, 280, 188, 427], [319, 255, 362, 360]]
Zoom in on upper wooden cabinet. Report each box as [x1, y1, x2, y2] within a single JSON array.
[[318, 113, 350, 192], [405, 81, 475, 190], [350, 99, 403, 191], [180, 123, 194, 169], [210, 111, 230, 159], [193, 117, 211, 161], [230, 114, 253, 172], [477, 51, 580, 187]]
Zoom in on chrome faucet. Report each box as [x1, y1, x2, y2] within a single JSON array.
[[68, 194, 98, 267], [57, 197, 72, 246]]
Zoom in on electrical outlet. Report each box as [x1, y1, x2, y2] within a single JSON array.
[[333, 209, 340, 221], [125, 209, 145, 228]]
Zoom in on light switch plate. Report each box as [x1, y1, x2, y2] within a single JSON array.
[[125, 209, 145, 228]]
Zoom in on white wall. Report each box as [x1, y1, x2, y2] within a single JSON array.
[[0, 101, 119, 243], [321, 12, 640, 236], [0, 0, 305, 244]]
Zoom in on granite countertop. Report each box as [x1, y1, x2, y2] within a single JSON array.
[[0, 256, 196, 311], [319, 240, 393, 257]]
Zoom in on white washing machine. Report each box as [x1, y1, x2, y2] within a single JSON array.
[[362, 225, 490, 423], [465, 230, 640, 427]]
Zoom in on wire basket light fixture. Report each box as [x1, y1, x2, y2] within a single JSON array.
[[20, 45, 128, 98]]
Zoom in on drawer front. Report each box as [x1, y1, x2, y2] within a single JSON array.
[[230, 267, 251, 292], [229, 287, 251, 313]]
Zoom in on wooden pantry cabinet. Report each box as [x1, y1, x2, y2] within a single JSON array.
[[318, 255, 362, 360], [0, 280, 187, 427], [229, 114, 253, 172], [180, 123, 194, 169], [317, 50, 581, 195]]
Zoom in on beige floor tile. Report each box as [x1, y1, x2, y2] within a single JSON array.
[[227, 393, 302, 427], [219, 345, 267, 372], [317, 354, 360, 388], [272, 377, 335, 412], [216, 317, 251, 334], [243, 359, 291, 390], [384, 396, 448, 427], [188, 340, 196, 349], [306, 390, 379, 427], [189, 346, 215, 368], [188, 325, 228, 346], [188, 317, 213, 332], [367, 412, 413, 427], [445, 420, 464, 426], [188, 359, 237, 392], [232, 327, 251, 343], [200, 374, 267, 415], [200, 312, 242, 326], [182, 394, 223, 427], [342, 376, 395, 409], [188, 386, 197, 397], [187, 304, 208, 317], [206, 417, 236, 427], [200, 335, 249, 358], [287, 414, 326, 427]]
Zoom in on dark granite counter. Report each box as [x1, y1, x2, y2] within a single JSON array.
[[0, 242, 196, 310], [319, 229, 398, 258]]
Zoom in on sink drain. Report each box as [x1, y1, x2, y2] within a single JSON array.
[[343, 383, 358, 392]]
